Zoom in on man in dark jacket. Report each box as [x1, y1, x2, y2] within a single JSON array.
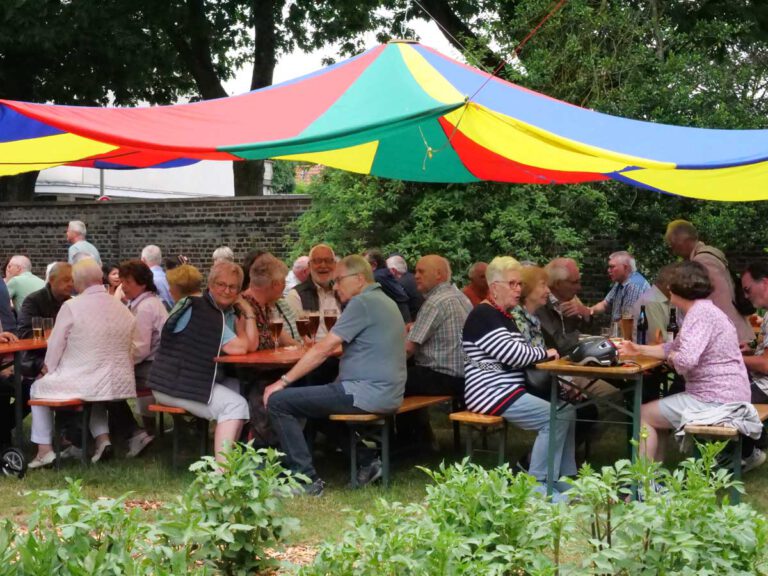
[[0, 277, 15, 334], [364, 249, 411, 323], [387, 254, 423, 319]]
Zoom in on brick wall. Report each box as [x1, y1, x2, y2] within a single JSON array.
[[0, 196, 311, 276]]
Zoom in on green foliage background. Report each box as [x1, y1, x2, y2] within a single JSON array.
[[290, 0, 768, 283]]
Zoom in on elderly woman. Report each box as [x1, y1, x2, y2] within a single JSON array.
[[463, 256, 575, 484], [29, 259, 137, 468], [113, 259, 169, 451], [147, 261, 258, 461], [166, 264, 203, 315], [241, 253, 300, 349], [620, 260, 751, 461]]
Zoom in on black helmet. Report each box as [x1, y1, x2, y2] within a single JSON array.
[[569, 336, 618, 367]]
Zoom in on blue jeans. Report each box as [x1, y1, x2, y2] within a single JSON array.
[[502, 393, 576, 482], [268, 382, 366, 479]]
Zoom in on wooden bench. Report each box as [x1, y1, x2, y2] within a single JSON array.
[[449, 411, 508, 465], [149, 404, 209, 471], [683, 403, 768, 504], [328, 395, 454, 488], [28, 398, 91, 467]]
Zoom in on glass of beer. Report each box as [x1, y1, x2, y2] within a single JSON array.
[[295, 314, 311, 346], [322, 308, 338, 333], [268, 308, 283, 349], [42, 318, 54, 340], [32, 317, 43, 340], [620, 311, 634, 342], [307, 312, 321, 343]]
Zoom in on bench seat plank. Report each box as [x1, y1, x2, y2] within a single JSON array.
[[449, 411, 504, 426], [28, 398, 84, 408]]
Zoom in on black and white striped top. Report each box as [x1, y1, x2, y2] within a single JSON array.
[[462, 303, 548, 415]]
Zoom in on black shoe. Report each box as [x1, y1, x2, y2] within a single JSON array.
[[292, 477, 325, 497], [357, 458, 383, 487]]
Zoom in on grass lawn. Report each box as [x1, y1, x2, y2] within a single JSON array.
[[2, 412, 767, 547]]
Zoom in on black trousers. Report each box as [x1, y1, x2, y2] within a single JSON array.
[[743, 383, 768, 457], [404, 365, 464, 398]]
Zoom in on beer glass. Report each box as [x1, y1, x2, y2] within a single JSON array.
[[32, 317, 43, 340]]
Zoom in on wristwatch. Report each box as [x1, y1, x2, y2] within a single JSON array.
[[280, 374, 291, 386]]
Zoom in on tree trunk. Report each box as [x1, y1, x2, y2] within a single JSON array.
[[0, 171, 39, 202]]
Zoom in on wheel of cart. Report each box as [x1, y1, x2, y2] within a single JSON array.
[[1, 446, 26, 479]]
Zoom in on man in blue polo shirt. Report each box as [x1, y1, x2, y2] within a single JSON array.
[[589, 250, 650, 322], [264, 254, 406, 496]]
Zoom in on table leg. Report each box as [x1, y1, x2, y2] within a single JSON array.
[[547, 375, 558, 497], [13, 352, 24, 448], [632, 374, 643, 462]]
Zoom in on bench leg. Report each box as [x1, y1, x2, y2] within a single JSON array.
[[349, 425, 358, 488], [53, 410, 62, 471], [171, 414, 182, 472], [382, 418, 391, 489], [452, 398, 461, 454], [197, 418, 208, 457], [732, 435, 742, 505], [81, 404, 91, 467], [498, 422, 508, 467], [465, 426, 473, 460]]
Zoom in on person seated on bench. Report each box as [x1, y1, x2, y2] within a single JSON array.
[[738, 262, 768, 472], [400, 255, 472, 445], [29, 259, 137, 468], [620, 261, 751, 463], [264, 255, 407, 496], [148, 261, 258, 462], [462, 256, 575, 486]]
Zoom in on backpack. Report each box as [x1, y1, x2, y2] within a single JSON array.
[[696, 249, 755, 316]]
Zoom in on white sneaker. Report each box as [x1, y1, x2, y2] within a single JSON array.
[[743, 448, 767, 473], [28, 451, 56, 469], [126, 431, 154, 458], [91, 441, 113, 464], [60, 445, 83, 460]]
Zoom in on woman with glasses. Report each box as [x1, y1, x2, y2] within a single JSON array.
[[462, 256, 576, 487], [147, 261, 258, 462]]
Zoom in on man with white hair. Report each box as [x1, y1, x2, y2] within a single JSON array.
[[212, 246, 235, 264], [589, 251, 650, 323], [141, 244, 174, 309], [5, 255, 45, 310], [538, 258, 593, 355], [387, 254, 423, 319], [28, 258, 136, 468], [283, 255, 310, 296], [286, 244, 340, 339], [66, 220, 101, 265]]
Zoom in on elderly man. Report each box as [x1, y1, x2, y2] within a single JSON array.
[[283, 255, 310, 296], [5, 255, 45, 310], [589, 251, 650, 323], [666, 220, 753, 343], [265, 255, 407, 495], [141, 245, 174, 309], [66, 220, 101, 265], [28, 259, 136, 468], [632, 264, 675, 343], [738, 262, 768, 472], [148, 261, 258, 462], [364, 249, 410, 322], [387, 254, 424, 319], [462, 262, 488, 306], [537, 258, 593, 355], [286, 244, 340, 339], [212, 246, 235, 264]]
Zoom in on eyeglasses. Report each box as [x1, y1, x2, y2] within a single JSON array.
[[493, 280, 522, 289], [335, 272, 360, 283], [311, 257, 335, 265], [212, 281, 240, 293]]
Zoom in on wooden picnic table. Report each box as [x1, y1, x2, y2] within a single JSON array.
[[214, 345, 310, 369], [0, 338, 48, 447], [536, 355, 664, 495]]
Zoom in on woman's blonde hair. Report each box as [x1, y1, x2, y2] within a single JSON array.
[[519, 266, 548, 301], [167, 264, 203, 297], [486, 256, 521, 284]]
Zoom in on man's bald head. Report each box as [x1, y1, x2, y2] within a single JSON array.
[[48, 262, 74, 302], [414, 254, 451, 293]]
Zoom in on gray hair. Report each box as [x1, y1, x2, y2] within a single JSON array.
[[339, 254, 374, 283], [48, 262, 72, 283], [9, 255, 31, 272], [72, 258, 103, 291], [249, 253, 289, 288], [386, 255, 407, 275], [486, 256, 521, 284], [208, 261, 243, 289], [609, 251, 636, 272], [212, 246, 235, 263], [141, 245, 163, 266], [309, 244, 336, 259], [68, 220, 87, 238], [292, 255, 310, 273]]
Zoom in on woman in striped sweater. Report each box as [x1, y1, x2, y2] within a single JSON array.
[[462, 256, 577, 483]]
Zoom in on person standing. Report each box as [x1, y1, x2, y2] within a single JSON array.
[[589, 251, 650, 322], [66, 220, 101, 266], [665, 220, 753, 343], [141, 245, 174, 310]]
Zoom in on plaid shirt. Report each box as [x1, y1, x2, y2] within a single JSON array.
[[408, 282, 473, 378], [604, 271, 650, 322]]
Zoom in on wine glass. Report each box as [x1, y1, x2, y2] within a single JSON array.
[[268, 308, 283, 349], [322, 308, 338, 333], [307, 312, 321, 344], [296, 313, 311, 347]]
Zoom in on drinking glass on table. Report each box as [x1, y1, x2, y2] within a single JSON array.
[[32, 317, 43, 340], [307, 312, 321, 344], [42, 318, 54, 340], [295, 313, 311, 347], [620, 311, 634, 342], [268, 308, 284, 349], [322, 308, 338, 333]]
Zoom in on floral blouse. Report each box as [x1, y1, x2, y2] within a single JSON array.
[[511, 305, 546, 348]]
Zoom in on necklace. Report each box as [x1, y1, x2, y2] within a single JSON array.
[[487, 296, 514, 320]]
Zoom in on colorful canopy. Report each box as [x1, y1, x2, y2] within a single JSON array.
[[2, 41, 768, 201]]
